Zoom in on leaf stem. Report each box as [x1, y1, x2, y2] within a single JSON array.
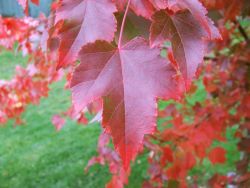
[[118, 0, 131, 49]]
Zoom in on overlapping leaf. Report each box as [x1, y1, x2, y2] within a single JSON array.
[[150, 11, 221, 81], [55, 0, 117, 69], [71, 37, 177, 169], [150, 0, 221, 81], [115, 0, 155, 19], [150, 10, 207, 80], [174, 0, 221, 39]]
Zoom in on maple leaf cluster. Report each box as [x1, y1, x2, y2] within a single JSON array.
[[0, 0, 250, 187], [47, 0, 222, 172], [68, 0, 249, 187], [141, 2, 250, 187], [0, 16, 63, 125]]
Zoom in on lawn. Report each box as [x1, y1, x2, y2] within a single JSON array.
[[0, 50, 240, 188], [0, 50, 148, 188]]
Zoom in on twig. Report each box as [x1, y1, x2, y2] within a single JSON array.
[[234, 20, 249, 42], [118, 0, 131, 49]]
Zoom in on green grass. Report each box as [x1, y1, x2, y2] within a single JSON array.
[[0, 51, 148, 188], [0, 49, 28, 80]]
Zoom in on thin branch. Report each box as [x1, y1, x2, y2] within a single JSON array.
[[234, 20, 249, 42], [239, 24, 249, 42], [118, 0, 131, 49], [204, 56, 218, 61]]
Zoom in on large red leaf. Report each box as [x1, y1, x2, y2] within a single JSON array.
[[150, 9, 220, 81], [55, 0, 117, 69], [71, 37, 178, 169], [150, 0, 221, 81]]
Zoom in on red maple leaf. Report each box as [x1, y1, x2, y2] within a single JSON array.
[[55, 0, 117, 69], [173, 0, 221, 39], [150, 9, 220, 81], [71, 37, 178, 169]]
